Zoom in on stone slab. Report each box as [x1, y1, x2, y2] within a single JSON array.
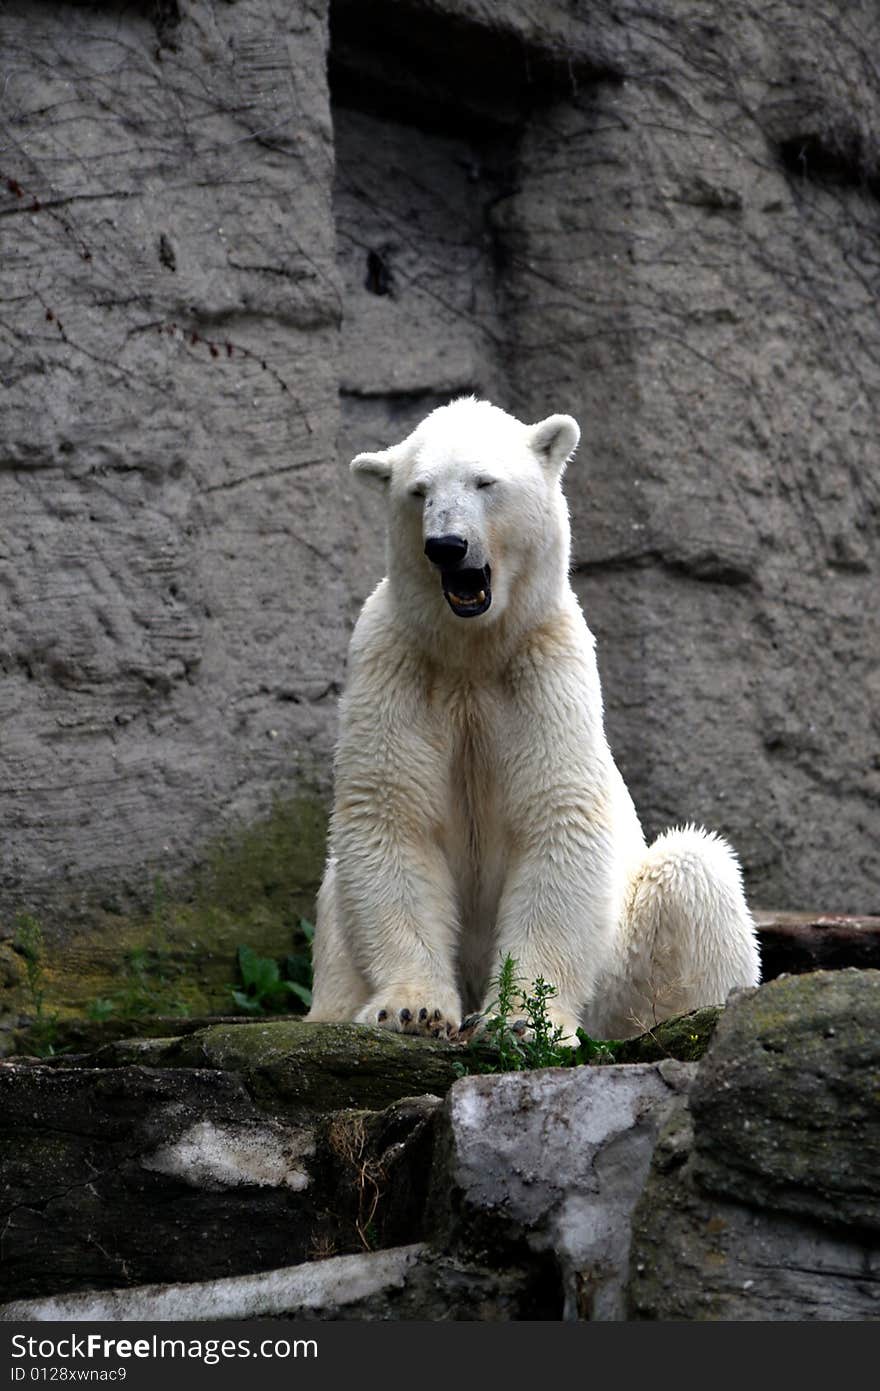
[[628, 970, 880, 1319], [432, 1059, 696, 1320], [690, 970, 880, 1232]]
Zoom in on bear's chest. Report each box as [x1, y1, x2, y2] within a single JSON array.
[[436, 683, 498, 828], [432, 681, 507, 920], [433, 683, 507, 996]]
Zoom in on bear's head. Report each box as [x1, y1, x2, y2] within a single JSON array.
[[351, 397, 580, 632]]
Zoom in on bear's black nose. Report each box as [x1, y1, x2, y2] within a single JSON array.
[[425, 534, 468, 567]]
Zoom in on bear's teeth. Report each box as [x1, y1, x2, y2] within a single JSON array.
[[450, 590, 486, 606]]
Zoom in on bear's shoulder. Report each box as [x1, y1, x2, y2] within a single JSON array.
[[502, 595, 599, 697], [346, 580, 426, 682], [516, 592, 595, 661]]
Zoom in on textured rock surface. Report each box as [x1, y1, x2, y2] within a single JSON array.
[[627, 970, 880, 1319], [0, 1056, 444, 1302], [0, 1062, 321, 1301], [2, 0, 879, 937], [0, 1012, 708, 1306], [313, 1095, 443, 1255], [105, 1017, 493, 1111], [65, 1009, 719, 1078], [2, 974, 878, 1319], [689, 970, 880, 1231], [0, 0, 345, 926], [0, 1246, 430, 1323], [431, 1060, 695, 1319], [628, 1100, 880, 1320], [611, 1006, 721, 1063]]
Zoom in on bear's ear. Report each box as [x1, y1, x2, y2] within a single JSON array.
[[528, 414, 581, 477], [350, 448, 396, 488]]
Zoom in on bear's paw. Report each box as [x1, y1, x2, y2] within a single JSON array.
[[355, 988, 461, 1039]]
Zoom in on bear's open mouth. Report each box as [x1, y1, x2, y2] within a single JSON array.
[[441, 565, 492, 617]]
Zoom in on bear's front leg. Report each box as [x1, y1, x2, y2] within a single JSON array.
[[488, 630, 623, 1041], [489, 840, 616, 1044], [326, 648, 462, 1038], [331, 833, 463, 1036], [334, 824, 462, 1037]]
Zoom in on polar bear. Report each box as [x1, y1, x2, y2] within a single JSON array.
[[307, 398, 760, 1040]]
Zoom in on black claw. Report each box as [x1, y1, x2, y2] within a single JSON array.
[[433, 1009, 442, 1021], [399, 1007, 412, 1023], [418, 1007, 428, 1021], [460, 1013, 482, 1031], [377, 1009, 388, 1022]]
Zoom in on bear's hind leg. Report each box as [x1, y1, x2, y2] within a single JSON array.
[[603, 826, 760, 1037], [305, 857, 371, 1022]]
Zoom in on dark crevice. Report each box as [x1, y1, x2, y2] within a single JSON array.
[[152, 0, 181, 52], [340, 388, 484, 429], [341, 385, 480, 405], [779, 133, 880, 197], [365, 247, 394, 297], [573, 549, 756, 587], [329, 0, 617, 138]]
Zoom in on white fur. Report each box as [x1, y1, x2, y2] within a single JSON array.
[[308, 398, 760, 1039]]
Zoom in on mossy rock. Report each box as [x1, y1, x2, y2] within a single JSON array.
[[3, 795, 327, 1052], [613, 1006, 723, 1064], [690, 970, 880, 1231], [18, 1013, 260, 1059], [75, 1006, 725, 1113], [87, 1019, 489, 1113]]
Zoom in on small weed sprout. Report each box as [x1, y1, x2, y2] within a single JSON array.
[[460, 953, 623, 1074], [13, 912, 63, 1056], [87, 874, 190, 1020], [114, 945, 188, 1018], [475, 954, 573, 1071], [86, 997, 116, 1022], [14, 913, 45, 1020]]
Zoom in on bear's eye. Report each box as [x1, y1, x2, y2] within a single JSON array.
[[408, 483, 427, 499], [476, 478, 496, 490]]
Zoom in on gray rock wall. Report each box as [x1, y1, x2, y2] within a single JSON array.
[[0, 0, 347, 921], [2, 0, 878, 927]]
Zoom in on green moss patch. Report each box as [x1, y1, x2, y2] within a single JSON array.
[[92, 1019, 488, 1113], [613, 1006, 723, 1064], [4, 795, 327, 1054]]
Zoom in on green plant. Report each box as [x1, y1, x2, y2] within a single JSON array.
[[86, 997, 116, 1022], [284, 917, 314, 1010], [14, 913, 45, 1018], [79, 945, 191, 1025], [13, 912, 64, 1056], [458, 953, 623, 1074], [111, 944, 189, 1018], [468, 954, 570, 1071], [232, 935, 312, 1015], [568, 1029, 623, 1066], [73, 927, 190, 1024]]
